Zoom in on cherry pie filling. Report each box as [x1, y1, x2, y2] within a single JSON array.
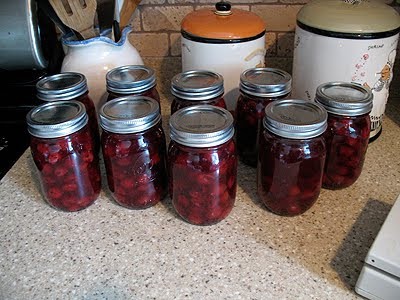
[[31, 125, 101, 212], [257, 130, 326, 216], [168, 139, 237, 225], [322, 113, 370, 189], [102, 123, 167, 209]]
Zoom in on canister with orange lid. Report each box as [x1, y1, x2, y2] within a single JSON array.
[[181, 1, 266, 111]]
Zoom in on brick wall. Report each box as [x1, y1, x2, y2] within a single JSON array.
[[126, 0, 400, 98]]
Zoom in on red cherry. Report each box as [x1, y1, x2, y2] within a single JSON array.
[[47, 187, 62, 200]]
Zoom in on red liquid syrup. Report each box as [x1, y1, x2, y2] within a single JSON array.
[[168, 139, 237, 225], [171, 96, 227, 115], [235, 93, 286, 167], [102, 122, 167, 209], [107, 87, 160, 103], [257, 130, 326, 216], [30, 125, 101, 212], [322, 113, 370, 189]]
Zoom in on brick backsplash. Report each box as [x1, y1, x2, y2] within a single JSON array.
[[126, 0, 400, 98]]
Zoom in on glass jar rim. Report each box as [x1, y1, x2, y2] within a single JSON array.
[[240, 67, 292, 98], [263, 99, 327, 139], [106, 65, 157, 94], [315, 82, 373, 116], [99, 96, 161, 134], [171, 70, 224, 101], [169, 105, 234, 147], [26, 101, 88, 138], [36, 72, 88, 101]]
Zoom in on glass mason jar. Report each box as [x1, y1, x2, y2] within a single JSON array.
[[26, 101, 101, 212], [168, 105, 237, 225], [106, 65, 160, 103], [99, 96, 167, 209], [257, 99, 327, 216], [235, 68, 292, 167], [36, 72, 100, 152], [315, 82, 373, 190], [170, 70, 227, 115]]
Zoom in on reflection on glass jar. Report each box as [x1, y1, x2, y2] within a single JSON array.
[[257, 99, 327, 216], [235, 68, 292, 167], [26, 101, 101, 212], [315, 82, 373, 189], [168, 105, 237, 225], [99, 96, 167, 209], [170, 70, 226, 115]]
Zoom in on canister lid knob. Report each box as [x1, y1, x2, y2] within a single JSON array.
[[215, 1, 232, 16]]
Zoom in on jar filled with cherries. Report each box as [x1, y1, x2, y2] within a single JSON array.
[[170, 70, 227, 115], [106, 65, 160, 103], [168, 105, 237, 225], [235, 67, 292, 167], [315, 82, 373, 189], [26, 101, 101, 212], [99, 96, 167, 209], [257, 99, 327, 216]]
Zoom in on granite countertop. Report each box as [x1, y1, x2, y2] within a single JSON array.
[[0, 94, 399, 300]]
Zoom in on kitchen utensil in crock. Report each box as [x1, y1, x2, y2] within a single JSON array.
[[181, 1, 266, 111], [37, 0, 74, 37], [291, 0, 400, 140], [119, 0, 141, 29], [97, 0, 115, 36], [49, 0, 97, 40]]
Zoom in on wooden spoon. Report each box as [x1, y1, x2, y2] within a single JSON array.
[[119, 0, 141, 29], [49, 0, 98, 40]]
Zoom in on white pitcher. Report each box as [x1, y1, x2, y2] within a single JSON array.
[[61, 26, 143, 111]]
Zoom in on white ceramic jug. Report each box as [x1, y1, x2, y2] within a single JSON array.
[[61, 26, 143, 111]]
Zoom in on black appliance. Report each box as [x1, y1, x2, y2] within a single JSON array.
[[0, 5, 64, 179]]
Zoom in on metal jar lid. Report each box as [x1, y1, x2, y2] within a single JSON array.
[[169, 105, 234, 147], [171, 70, 224, 101], [99, 96, 161, 134], [106, 65, 157, 94], [240, 68, 292, 97], [315, 82, 373, 116], [26, 101, 88, 139], [36, 72, 88, 101], [263, 99, 327, 139]]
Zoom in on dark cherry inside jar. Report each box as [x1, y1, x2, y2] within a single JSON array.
[[235, 68, 292, 167], [36, 72, 100, 152], [315, 82, 373, 189], [106, 65, 160, 103], [257, 99, 327, 216], [170, 70, 227, 115], [168, 105, 237, 225], [26, 101, 101, 212], [99, 96, 167, 209]]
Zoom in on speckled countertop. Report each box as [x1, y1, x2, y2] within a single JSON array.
[[0, 94, 399, 300]]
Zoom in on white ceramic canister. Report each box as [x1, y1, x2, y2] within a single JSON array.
[[61, 26, 143, 112], [181, 1, 266, 111], [292, 0, 400, 140]]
